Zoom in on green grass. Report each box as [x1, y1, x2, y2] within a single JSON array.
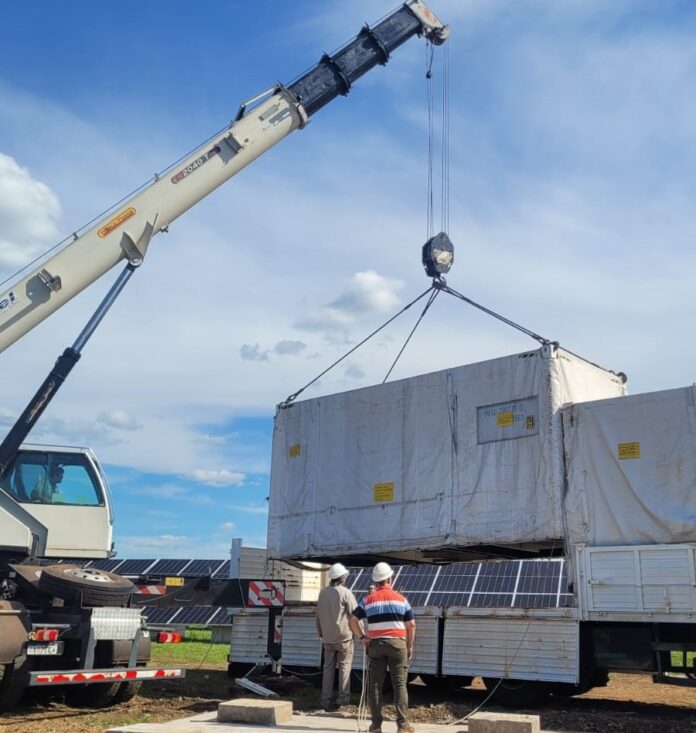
[[152, 636, 228, 666], [670, 651, 696, 668]]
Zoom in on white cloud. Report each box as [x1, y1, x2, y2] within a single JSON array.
[[228, 503, 268, 515], [296, 270, 403, 341], [97, 409, 142, 431], [331, 271, 403, 315], [184, 469, 246, 487], [0, 153, 60, 268], [134, 485, 190, 499], [219, 521, 236, 532], [273, 340, 306, 356], [240, 344, 269, 362], [345, 363, 365, 380], [120, 534, 189, 550]]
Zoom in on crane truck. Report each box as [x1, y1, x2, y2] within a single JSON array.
[[0, 2, 448, 710]]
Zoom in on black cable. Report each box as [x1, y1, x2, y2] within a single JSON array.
[[442, 284, 551, 345], [279, 286, 436, 408], [382, 287, 440, 384]]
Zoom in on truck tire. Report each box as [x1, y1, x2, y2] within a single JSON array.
[[38, 565, 134, 607], [0, 653, 29, 712], [111, 678, 142, 704], [482, 677, 550, 707], [65, 680, 122, 708]]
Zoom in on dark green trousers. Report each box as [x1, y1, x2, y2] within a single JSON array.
[[368, 638, 409, 728]]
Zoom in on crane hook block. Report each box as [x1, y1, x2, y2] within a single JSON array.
[[422, 231, 454, 279]]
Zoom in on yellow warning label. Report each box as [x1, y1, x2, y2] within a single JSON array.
[[288, 444, 301, 458], [618, 442, 640, 460], [526, 416, 535, 430], [373, 482, 394, 503], [97, 207, 136, 238], [165, 577, 185, 587], [497, 411, 514, 428]]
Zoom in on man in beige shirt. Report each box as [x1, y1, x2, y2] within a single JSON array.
[[315, 563, 358, 710]]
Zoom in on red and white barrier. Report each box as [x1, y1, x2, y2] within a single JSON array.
[[30, 667, 185, 686]]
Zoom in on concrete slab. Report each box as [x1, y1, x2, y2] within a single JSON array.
[[106, 709, 568, 733], [106, 710, 470, 733], [218, 698, 293, 725], [469, 712, 540, 733]]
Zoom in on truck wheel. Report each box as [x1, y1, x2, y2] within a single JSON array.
[[65, 680, 121, 708], [482, 677, 550, 707], [111, 678, 142, 704], [0, 653, 28, 711], [38, 565, 134, 607]]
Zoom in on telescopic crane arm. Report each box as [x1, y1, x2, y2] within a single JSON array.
[[0, 1, 447, 354], [0, 2, 447, 476]]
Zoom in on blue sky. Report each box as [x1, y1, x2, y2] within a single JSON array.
[[2, 1, 696, 559]]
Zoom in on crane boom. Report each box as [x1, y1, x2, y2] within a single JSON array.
[[0, 1, 446, 353]]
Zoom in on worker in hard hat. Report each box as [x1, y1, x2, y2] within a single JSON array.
[[349, 562, 416, 733], [315, 562, 358, 711]]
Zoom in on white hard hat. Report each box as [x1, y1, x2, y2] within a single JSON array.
[[329, 563, 349, 581], [372, 562, 393, 583]]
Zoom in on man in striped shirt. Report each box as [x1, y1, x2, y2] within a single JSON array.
[[349, 562, 416, 733]]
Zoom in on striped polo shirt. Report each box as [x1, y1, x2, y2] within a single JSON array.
[[353, 586, 414, 639]]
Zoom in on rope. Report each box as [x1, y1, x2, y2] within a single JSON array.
[[442, 284, 551, 346], [279, 286, 436, 408], [356, 645, 370, 733], [382, 287, 440, 384]]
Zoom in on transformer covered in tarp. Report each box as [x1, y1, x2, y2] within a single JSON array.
[[267, 345, 625, 563], [563, 386, 696, 548]]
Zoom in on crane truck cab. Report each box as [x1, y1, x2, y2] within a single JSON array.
[[0, 444, 113, 562]]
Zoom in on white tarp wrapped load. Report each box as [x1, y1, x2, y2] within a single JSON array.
[[563, 386, 696, 547], [268, 345, 625, 562]]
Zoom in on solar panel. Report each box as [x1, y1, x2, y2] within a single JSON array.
[[395, 565, 438, 593], [142, 606, 180, 624], [469, 592, 515, 608], [517, 559, 560, 594], [173, 606, 219, 625], [349, 568, 374, 593], [559, 593, 575, 607], [89, 558, 125, 572], [475, 560, 519, 594], [116, 559, 158, 576], [212, 560, 231, 579], [432, 562, 479, 594], [183, 559, 226, 577], [347, 568, 365, 591], [402, 591, 429, 607], [147, 559, 190, 576], [209, 607, 233, 625], [513, 593, 558, 609], [427, 591, 469, 607]]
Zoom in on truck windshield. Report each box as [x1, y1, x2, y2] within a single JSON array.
[[1, 451, 104, 507]]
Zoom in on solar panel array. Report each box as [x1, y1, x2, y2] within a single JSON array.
[[348, 558, 572, 609], [141, 605, 232, 626], [81, 557, 230, 578]]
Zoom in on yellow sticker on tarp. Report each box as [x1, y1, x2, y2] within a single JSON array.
[[618, 442, 640, 460], [497, 411, 514, 428], [288, 444, 301, 458], [165, 577, 185, 587], [373, 482, 394, 503]]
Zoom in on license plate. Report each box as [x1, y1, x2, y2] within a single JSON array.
[[27, 641, 64, 656]]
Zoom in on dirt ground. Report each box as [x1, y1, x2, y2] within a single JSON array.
[[1, 663, 695, 733]]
